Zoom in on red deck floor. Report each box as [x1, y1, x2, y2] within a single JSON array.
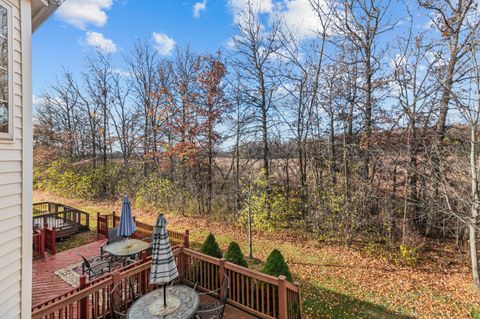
[[32, 239, 107, 306]]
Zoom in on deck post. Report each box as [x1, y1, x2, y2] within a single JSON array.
[[294, 281, 303, 319], [40, 228, 45, 259], [96, 212, 100, 235], [112, 211, 116, 227], [219, 258, 225, 289], [183, 230, 189, 248], [179, 246, 185, 281], [50, 227, 56, 255], [278, 275, 288, 319], [79, 275, 87, 319], [141, 251, 148, 293]]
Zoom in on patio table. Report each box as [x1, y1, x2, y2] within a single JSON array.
[[103, 238, 149, 264], [127, 285, 199, 319]]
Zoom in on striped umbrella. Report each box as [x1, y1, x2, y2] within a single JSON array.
[[149, 214, 179, 307], [117, 196, 136, 238]]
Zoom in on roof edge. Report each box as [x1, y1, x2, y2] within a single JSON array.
[[31, 0, 62, 33]]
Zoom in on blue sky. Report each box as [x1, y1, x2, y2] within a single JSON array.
[[32, 0, 427, 101], [32, 0, 238, 97]]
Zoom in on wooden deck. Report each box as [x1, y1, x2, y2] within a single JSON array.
[[32, 239, 257, 318], [33, 202, 90, 239], [32, 239, 107, 306]]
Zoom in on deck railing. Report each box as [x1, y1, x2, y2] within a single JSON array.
[[44, 227, 56, 255], [33, 202, 75, 215], [97, 213, 189, 248], [31, 246, 302, 319], [32, 228, 45, 259], [33, 225, 56, 257], [33, 203, 90, 238]]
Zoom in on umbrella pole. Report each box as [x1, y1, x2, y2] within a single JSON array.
[[163, 284, 167, 307]]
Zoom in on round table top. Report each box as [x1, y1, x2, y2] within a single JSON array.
[[103, 239, 150, 257], [127, 285, 199, 319]]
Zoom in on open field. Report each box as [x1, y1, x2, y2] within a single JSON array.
[[34, 190, 480, 319]]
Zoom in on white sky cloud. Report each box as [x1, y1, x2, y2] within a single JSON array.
[[113, 68, 131, 78], [57, 0, 112, 29], [193, 0, 207, 18], [152, 32, 176, 56], [84, 32, 117, 53], [281, 0, 324, 40], [228, 0, 273, 22], [390, 53, 407, 71], [228, 0, 328, 40]]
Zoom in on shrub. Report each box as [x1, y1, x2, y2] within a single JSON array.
[[262, 249, 292, 282], [399, 244, 418, 267], [200, 233, 223, 258], [238, 171, 297, 232], [224, 242, 248, 267], [136, 173, 175, 210]]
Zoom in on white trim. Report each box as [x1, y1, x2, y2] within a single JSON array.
[[0, 0, 13, 142], [20, 0, 33, 317], [32, 0, 60, 33]]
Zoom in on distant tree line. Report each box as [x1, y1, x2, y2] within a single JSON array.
[[33, 0, 480, 286]]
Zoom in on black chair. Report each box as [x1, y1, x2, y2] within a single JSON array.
[[128, 235, 153, 262], [80, 255, 111, 280], [194, 274, 230, 319], [110, 282, 128, 319], [101, 227, 123, 258], [110, 279, 140, 318]]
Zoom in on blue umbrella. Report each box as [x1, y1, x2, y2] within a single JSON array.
[[117, 196, 136, 237]]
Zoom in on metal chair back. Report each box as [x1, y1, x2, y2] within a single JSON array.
[[108, 227, 122, 244], [110, 282, 129, 319], [220, 274, 230, 302]]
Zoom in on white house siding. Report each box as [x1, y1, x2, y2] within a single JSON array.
[[0, 0, 25, 318]]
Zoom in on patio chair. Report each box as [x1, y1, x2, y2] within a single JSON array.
[[100, 227, 123, 259], [110, 278, 141, 318], [194, 274, 230, 319], [110, 282, 129, 319], [80, 255, 112, 280], [128, 234, 153, 262]]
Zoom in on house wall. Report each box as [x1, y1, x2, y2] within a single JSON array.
[[0, 0, 31, 318]]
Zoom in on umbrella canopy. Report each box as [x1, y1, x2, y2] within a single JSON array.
[[117, 196, 137, 237], [149, 214, 179, 285]]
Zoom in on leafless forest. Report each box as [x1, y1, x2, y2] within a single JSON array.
[[33, 0, 480, 286]]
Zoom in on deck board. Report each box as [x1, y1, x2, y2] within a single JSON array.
[[32, 239, 107, 306]]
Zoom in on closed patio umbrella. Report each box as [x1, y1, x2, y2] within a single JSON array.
[[117, 196, 136, 238], [149, 214, 179, 307]]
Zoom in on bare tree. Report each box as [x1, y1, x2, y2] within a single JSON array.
[[336, 0, 395, 183], [231, 1, 282, 218], [110, 73, 138, 166], [84, 51, 114, 168], [392, 21, 440, 240], [419, 0, 480, 234], [127, 41, 160, 175], [450, 39, 480, 287]]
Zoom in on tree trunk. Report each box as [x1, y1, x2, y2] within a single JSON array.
[[426, 42, 459, 236], [469, 125, 480, 287]]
